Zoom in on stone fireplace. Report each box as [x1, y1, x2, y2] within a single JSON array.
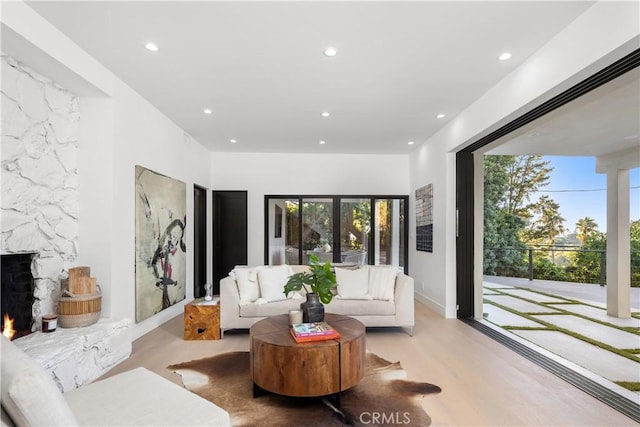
[[1, 253, 35, 337], [1, 54, 79, 330], [0, 52, 132, 394]]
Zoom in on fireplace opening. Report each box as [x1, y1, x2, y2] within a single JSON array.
[[1, 253, 36, 339]]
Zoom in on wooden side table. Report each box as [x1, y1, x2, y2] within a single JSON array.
[[183, 298, 220, 340]]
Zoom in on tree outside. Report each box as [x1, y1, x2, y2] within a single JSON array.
[[484, 155, 639, 287]]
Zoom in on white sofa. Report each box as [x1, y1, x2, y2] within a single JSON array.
[[220, 264, 415, 336], [1, 336, 230, 427]]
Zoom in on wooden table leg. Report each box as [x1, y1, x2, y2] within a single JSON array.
[[253, 382, 267, 398]]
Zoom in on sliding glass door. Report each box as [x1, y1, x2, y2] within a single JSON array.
[[340, 199, 370, 265], [265, 195, 408, 273], [374, 199, 406, 270], [301, 198, 334, 264]]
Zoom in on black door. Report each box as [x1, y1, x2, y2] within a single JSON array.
[[456, 151, 474, 319], [193, 185, 207, 298], [213, 191, 247, 294]]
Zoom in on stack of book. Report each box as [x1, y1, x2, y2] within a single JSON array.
[[290, 322, 341, 343]]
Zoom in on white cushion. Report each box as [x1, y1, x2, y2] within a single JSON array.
[[64, 367, 230, 426], [0, 336, 78, 426], [231, 266, 261, 302], [335, 267, 371, 300], [367, 266, 397, 301], [258, 265, 292, 302]]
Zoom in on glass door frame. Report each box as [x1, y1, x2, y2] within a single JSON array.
[[264, 194, 409, 274]]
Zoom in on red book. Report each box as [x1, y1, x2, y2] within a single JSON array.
[[290, 328, 340, 343], [290, 322, 341, 343]]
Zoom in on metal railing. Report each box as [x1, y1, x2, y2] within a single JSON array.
[[484, 246, 640, 287]]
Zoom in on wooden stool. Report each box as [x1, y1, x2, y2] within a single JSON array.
[[184, 299, 220, 340]]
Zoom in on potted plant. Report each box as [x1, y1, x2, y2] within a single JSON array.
[[283, 254, 337, 322]]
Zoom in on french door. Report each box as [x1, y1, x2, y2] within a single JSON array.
[[265, 195, 408, 273]]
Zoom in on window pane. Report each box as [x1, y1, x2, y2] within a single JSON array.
[[267, 199, 300, 265], [374, 199, 405, 270], [340, 199, 370, 265], [302, 198, 333, 264], [284, 200, 300, 264]]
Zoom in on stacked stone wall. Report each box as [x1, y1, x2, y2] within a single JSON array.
[[1, 54, 79, 329]]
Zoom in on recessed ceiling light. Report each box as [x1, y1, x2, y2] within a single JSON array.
[[321, 112, 330, 117], [408, 141, 415, 145], [145, 42, 159, 52], [324, 47, 337, 57], [203, 108, 212, 115], [498, 52, 512, 61], [230, 139, 237, 143], [319, 140, 326, 145], [436, 114, 445, 119], [623, 134, 638, 140]]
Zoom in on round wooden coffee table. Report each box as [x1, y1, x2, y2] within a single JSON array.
[[250, 313, 366, 398]]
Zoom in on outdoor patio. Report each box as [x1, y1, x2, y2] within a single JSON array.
[[481, 275, 640, 404]]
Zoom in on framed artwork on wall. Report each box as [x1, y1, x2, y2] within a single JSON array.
[[134, 165, 186, 322], [416, 184, 433, 252]]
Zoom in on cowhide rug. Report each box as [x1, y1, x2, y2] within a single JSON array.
[[168, 351, 441, 426]]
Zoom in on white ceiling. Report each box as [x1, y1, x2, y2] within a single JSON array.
[[23, 1, 609, 155], [487, 66, 640, 157]]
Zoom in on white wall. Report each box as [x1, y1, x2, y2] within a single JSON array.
[[2, 1, 214, 339], [409, 1, 640, 318], [212, 152, 409, 266]]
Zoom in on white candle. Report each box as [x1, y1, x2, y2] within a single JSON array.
[[289, 309, 302, 326]]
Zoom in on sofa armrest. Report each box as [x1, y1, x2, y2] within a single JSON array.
[[394, 273, 415, 330], [220, 276, 240, 333], [1, 336, 78, 426]]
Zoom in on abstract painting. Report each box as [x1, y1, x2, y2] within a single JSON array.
[[135, 165, 186, 322], [416, 184, 433, 252]]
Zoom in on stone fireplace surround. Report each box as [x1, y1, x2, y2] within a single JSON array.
[[1, 55, 132, 391], [1, 54, 79, 330]]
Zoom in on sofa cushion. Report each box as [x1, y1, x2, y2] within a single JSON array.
[[367, 266, 397, 301], [335, 267, 371, 300], [64, 367, 230, 426], [240, 298, 302, 317], [231, 266, 262, 302], [0, 336, 78, 426], [258, 265, 293, 302]]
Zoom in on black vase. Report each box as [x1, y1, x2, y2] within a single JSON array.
[[300, 293, 324, 323]]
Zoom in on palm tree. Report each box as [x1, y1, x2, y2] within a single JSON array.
[[575, 217, 598, 246], [534, 195, 565, 262]]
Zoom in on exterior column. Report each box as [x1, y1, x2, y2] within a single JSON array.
[[605, 169, 631, 318]]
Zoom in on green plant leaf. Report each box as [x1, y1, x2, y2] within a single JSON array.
[[283, 254, 337, 304], [283, 272, 310, 296]]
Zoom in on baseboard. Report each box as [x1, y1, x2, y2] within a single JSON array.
[[414, 293, 446, 317]]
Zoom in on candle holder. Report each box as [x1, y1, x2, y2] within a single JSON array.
[[42, 314, 58, 333], [288, 309, 302, 326]]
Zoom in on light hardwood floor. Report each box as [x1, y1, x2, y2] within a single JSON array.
[[103, 302, 637, 426]]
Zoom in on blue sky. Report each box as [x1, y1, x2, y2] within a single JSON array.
[[532, 156, 639, 234]]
